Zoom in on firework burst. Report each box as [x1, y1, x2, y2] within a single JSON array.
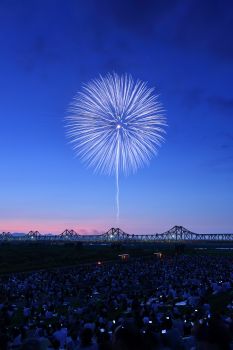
[[66, 73, 166, 221]]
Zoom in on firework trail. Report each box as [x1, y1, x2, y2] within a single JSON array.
[[66, 73, 166, 223]]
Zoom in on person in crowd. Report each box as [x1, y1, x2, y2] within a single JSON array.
[[0, 254, 232, 349]]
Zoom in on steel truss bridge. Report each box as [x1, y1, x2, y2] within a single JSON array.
[[0, 226, 233, 242]]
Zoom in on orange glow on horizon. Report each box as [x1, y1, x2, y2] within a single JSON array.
[[0, 218, 106, 235], [0, 218, 165, 235]]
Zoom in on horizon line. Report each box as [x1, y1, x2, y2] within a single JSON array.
[[2, 225, 233, 236]]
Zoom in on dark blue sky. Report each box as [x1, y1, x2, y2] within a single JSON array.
[[0, 0, 233, 234]]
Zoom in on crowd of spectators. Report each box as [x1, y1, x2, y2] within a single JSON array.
[[0, 253, 232, 350]]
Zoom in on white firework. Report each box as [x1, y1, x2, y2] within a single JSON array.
[[66, 73, 166, 221]]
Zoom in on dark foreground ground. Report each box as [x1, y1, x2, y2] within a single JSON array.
[[1, 241, 233, 274], [0, 242, 155, 274]]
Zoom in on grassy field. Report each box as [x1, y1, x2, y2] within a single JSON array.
[[0, 242, 158, 274], [0, 241, 233, 274]]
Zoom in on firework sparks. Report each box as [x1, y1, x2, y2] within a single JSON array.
[[66, 73, 166, 221]]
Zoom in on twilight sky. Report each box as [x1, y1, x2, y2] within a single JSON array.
[[0, 0, 233, 234]]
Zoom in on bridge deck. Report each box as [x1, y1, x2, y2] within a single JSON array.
[[1, 226, 233, 242]]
